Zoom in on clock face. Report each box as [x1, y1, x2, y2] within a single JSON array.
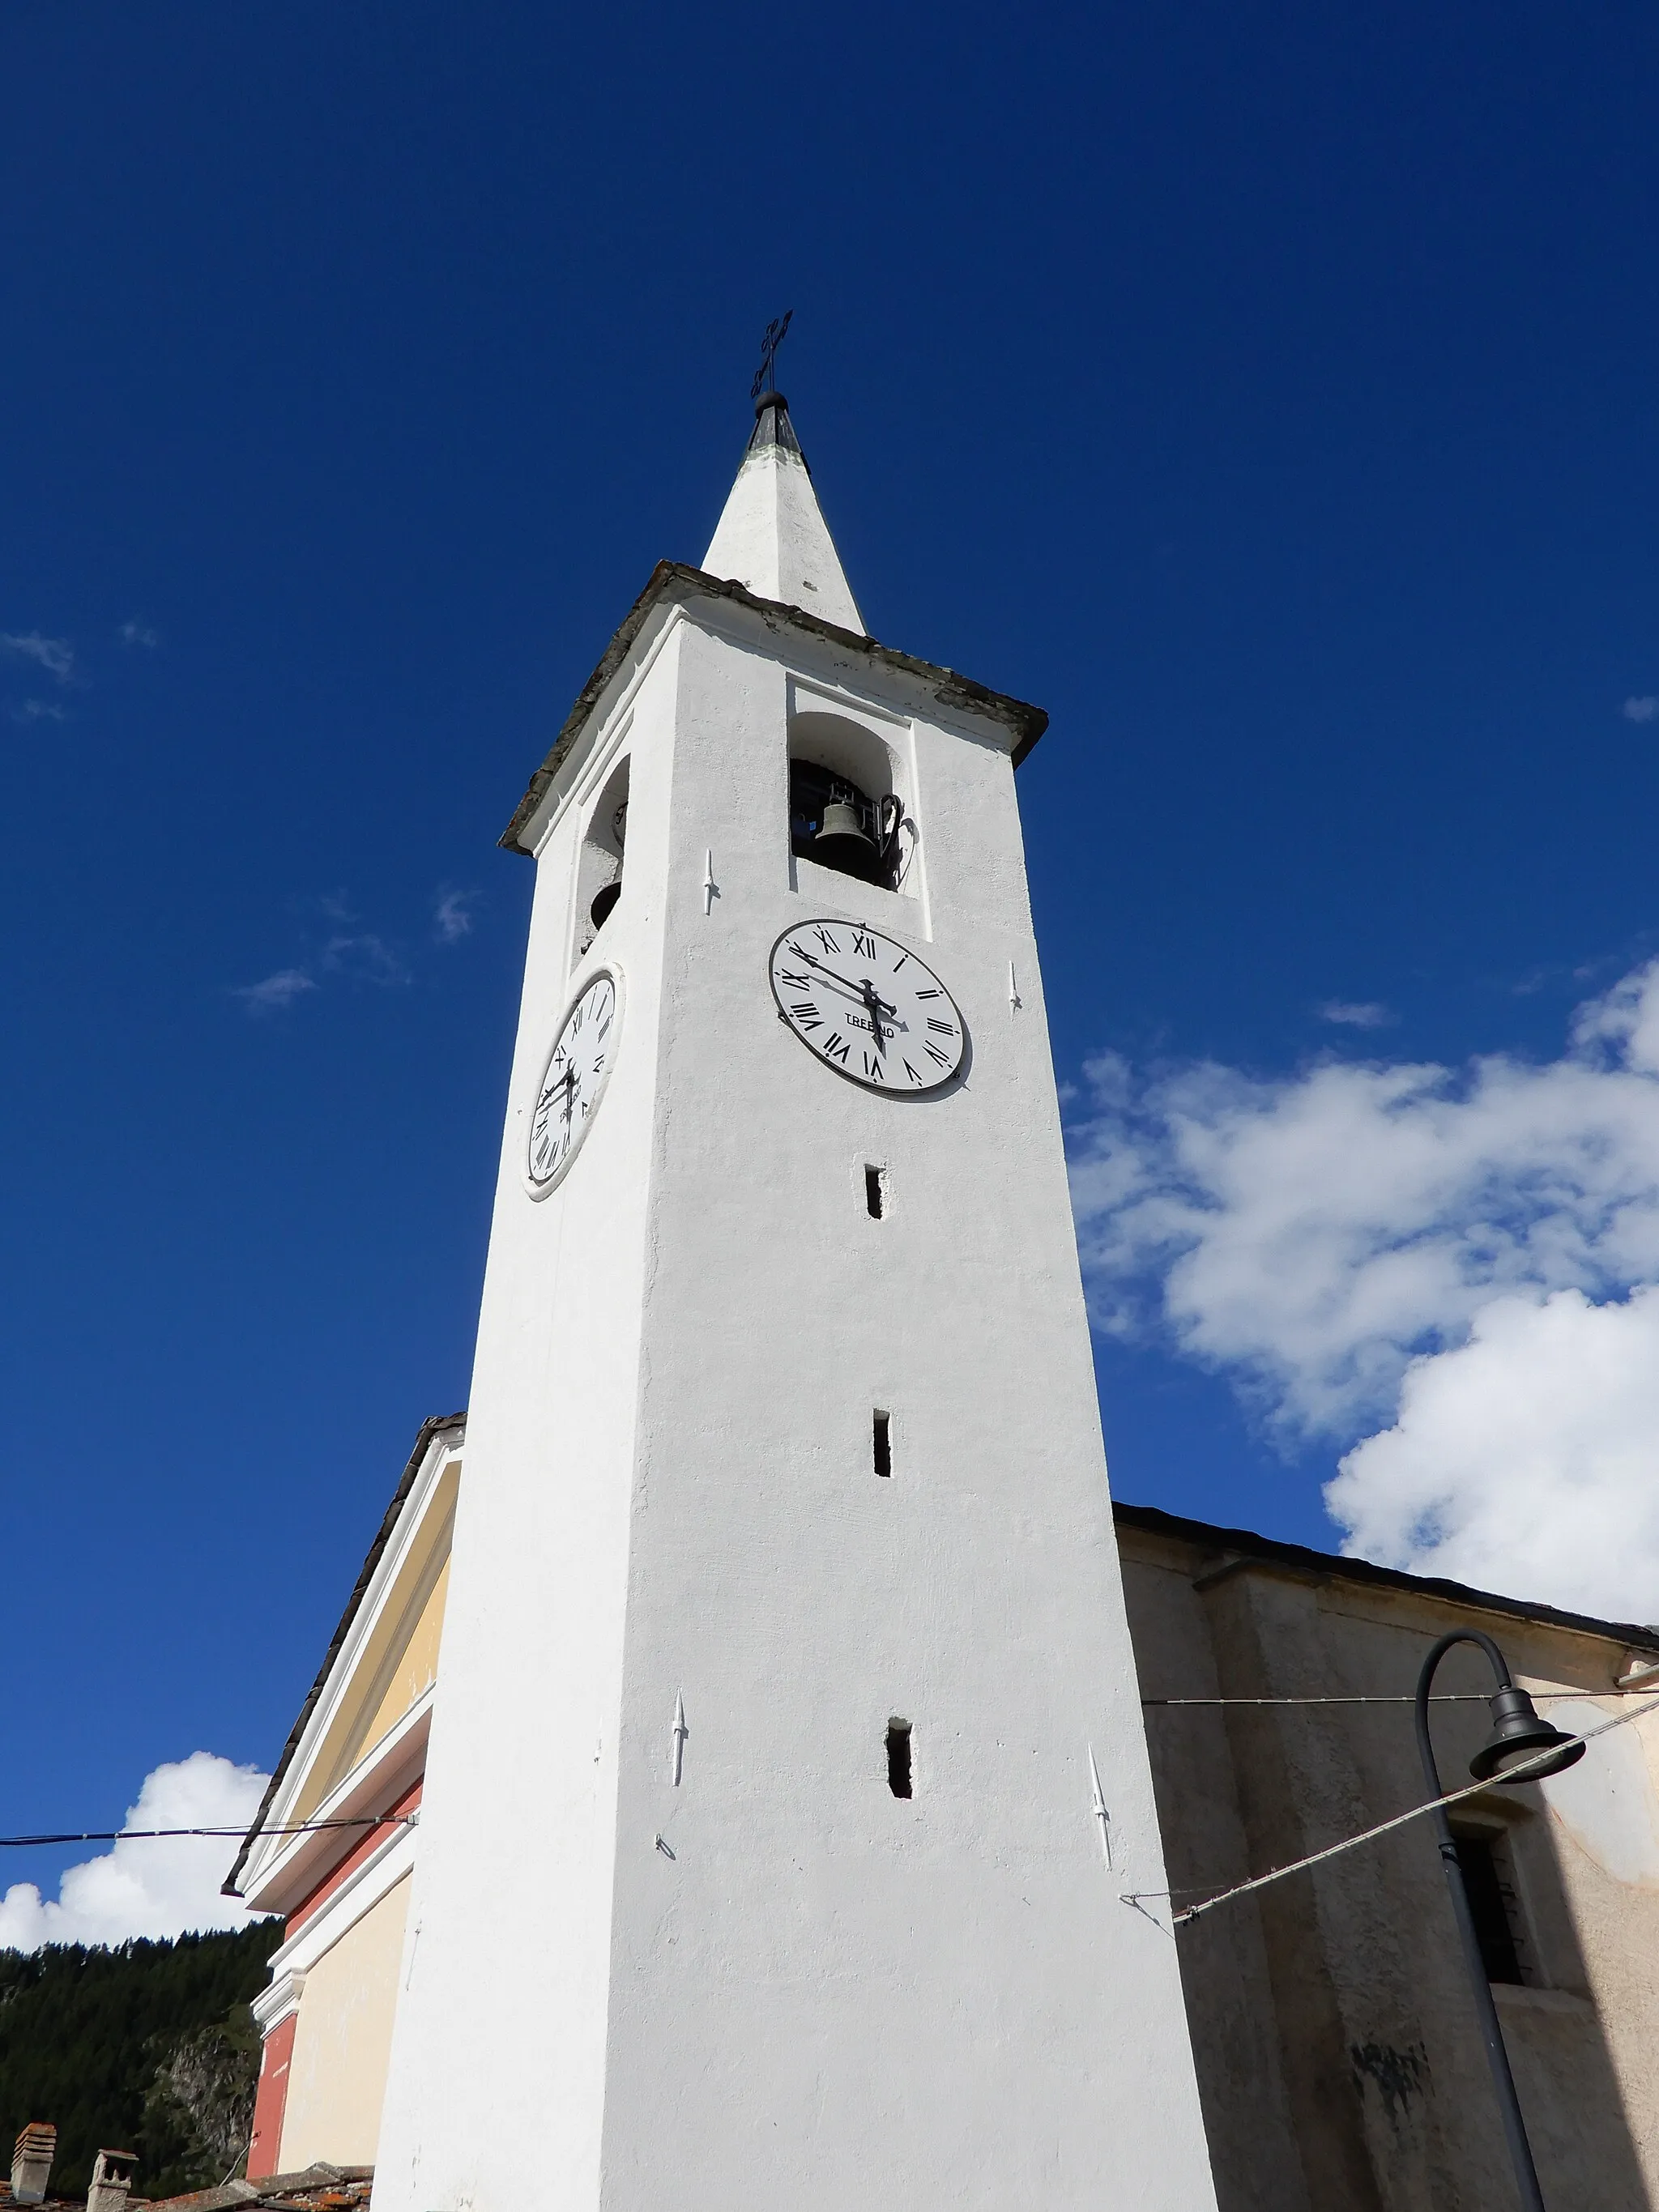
[[770, 920, 965, 1093], [527, 970, 619, 1192]]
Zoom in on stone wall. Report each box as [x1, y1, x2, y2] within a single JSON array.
[[1119, 1511, 1659, 2210]]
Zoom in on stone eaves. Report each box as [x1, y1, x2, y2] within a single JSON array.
[[499, 561, 1049, 857], [1114, 1500, 1659, 1659]]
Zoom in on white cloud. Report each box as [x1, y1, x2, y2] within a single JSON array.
[[0, 1753, 271, 1951], [1, 631, 75, 683], [1318, 999, 1395, 1029], [234, 967, 318, 1012], [1328, 1289, 1659, 1617], [1068, 958, 1659, 1614], [433, 887, 474, 944], [322, 932, 408, 987], [11, 699, 66, 725], [1623, 696, 1659, 724], [234, 901, 410, 1010], [120, 619, 160, 649]]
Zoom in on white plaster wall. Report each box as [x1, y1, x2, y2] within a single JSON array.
[[599, 610, 1213, 2207], [1542, 1715, 1659, 1886], [375, 591, 1215, 2212], [373, 622, 681, 2212]]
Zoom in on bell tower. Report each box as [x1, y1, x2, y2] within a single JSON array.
[[372, 378, 1218, 2212]]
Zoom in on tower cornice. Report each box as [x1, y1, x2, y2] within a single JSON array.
[[501, 560, 1048, 856]]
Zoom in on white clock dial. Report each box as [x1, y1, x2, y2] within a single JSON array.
[[527, 970, 620, 1192], [770, 920, 965, 1093]]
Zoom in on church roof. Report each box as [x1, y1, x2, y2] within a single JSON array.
[[146, 2163, 375, 2212], [222, 1412, 464, 1899], [500, 561, 1048, 857], [1115, 1500, 1659, 1658]]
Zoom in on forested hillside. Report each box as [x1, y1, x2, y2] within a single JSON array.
[[0, 1922, 280, 2201]]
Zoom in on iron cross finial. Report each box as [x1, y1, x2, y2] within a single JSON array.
[[751, 309, 794, 400]]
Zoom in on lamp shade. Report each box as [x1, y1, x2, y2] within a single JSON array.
[[1469, 1686, 1586, 1784]]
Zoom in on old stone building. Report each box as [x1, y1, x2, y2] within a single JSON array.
[[1120, 1503, 1659, 2210]]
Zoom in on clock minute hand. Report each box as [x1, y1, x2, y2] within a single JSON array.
[[798, 953, 868, 1004]]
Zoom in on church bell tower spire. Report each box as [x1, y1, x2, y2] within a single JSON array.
[[701, 318, 865, 633]]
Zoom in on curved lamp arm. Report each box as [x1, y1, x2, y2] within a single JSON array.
[[1414, 1629, 1512, 1800], [1414, 1629, 1549, 2212]]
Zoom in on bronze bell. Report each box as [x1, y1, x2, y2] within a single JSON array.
[[812, 797, 879, 876], [590, 880, 621, 931]]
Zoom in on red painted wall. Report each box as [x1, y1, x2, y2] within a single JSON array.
[[287, 1775, 424, 1935], [247, 2009, 296, 2179], [245, 1771, 425, 2178]]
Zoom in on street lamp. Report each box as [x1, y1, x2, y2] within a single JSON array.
[[1415, 1630, 1586, 2212]]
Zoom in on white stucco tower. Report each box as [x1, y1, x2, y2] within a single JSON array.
[[373, 386, 1218, 2211]]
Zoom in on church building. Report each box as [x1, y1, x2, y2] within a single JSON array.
[[228, 379, 1659, 2212]]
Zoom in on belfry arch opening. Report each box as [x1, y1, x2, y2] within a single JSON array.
[[788, 710, 910, 892], [575, 757, 629, 960]]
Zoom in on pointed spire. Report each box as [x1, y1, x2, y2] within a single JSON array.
[[702, 388, 866, 635]]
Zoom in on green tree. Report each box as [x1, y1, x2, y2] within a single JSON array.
[[0, 1923, 280, 2201]]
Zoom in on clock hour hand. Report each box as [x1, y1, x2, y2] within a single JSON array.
[[860, 978, 891, 1054], [802, 954, 898, 1029]]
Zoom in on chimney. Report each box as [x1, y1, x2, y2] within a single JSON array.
[[85, 2151, 137, 2212], [11, 2125, 56, 2205]]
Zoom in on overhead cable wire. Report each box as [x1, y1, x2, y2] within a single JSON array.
[[0, 1813, 418, 1849], [1124, 1690, 1659, 1929], [1142, 1687, 1657, 1707]]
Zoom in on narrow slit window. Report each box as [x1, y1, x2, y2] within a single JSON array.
[[1451, 1828, 1527, 1984], [872, 1410, 892, 1477], [886, 1718, 912, 1798], [865, 1164, 886, 1220]]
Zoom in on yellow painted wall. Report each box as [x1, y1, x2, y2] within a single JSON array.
[[345, 1554, 450, 1775], [296, 1464, 458, 1822], [279, 1873, 412, 2172]]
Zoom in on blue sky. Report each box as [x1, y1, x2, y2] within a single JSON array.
[[4, 0, 1659, 1927]]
